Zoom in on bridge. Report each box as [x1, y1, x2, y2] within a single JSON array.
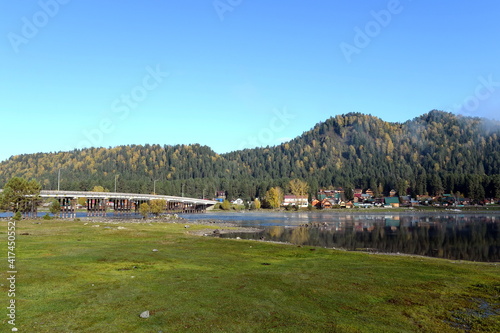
[[1, 189, 217, 217]]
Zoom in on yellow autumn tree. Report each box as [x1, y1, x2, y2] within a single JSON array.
[[289, 179, 309, 205], [264, 187, 283, 209]]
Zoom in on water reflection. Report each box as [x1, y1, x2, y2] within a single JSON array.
[[220, 214, 500, 262]]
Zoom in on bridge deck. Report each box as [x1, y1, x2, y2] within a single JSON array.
[[39, 190, 217, 205]]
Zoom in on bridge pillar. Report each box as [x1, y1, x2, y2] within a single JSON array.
[[126, 199, 132, 215], [86, 198, 92, 217], [112, 198, 135, 216], [101, 198, 107, 216], [86, 198, 106, 217], [86, 199, 91, 217], [112, 199, 119, 216], [58, 197, 76, 218], [112, 199, 117, 215], [71, 198, 77, 218], [89, 198, 96, 217]]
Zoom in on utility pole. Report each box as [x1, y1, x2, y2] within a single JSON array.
[[57, 169, 61, 191], [114, 175, 119, 192], [182, 184, 185, 197], [153, 179, 159, 195]]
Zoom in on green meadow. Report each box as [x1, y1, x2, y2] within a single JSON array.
[[1, 219, 499, 332]]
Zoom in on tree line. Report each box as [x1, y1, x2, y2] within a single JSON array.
[[1, 110, 499, 202]]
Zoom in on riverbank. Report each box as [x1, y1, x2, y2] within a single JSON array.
[[1, 219, 499, 332]]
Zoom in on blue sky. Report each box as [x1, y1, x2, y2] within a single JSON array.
[[1, 0, 499, 162]]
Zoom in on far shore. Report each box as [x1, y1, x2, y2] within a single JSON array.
[[2, 205, 500, 221], [205, 206, 500, 215]]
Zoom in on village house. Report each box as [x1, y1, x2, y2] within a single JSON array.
[[215, 191, 226, 202], [384, 196, 400, 207], [282, 195, 309, 208], [399, 195, 411, 207], [311, 199, 321, 208], [361, 193, 372, 202], [321, 198, 333, 209], [317, 188, 346, 202], [416, 195, 432, 204], [231, 198, 244, 205]]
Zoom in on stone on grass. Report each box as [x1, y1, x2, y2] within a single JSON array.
[[140, 310, 150, 318], [152, 249, 159, 252]]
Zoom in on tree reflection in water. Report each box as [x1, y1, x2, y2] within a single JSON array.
[[225, 214, 500, 262]]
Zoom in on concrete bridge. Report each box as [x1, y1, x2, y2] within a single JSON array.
[[2, 189, 217, 217], [42, 190, 217, 217]]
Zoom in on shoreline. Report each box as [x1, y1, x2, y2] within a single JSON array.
[[206, 207, 500, 215], [192, 228, 500, 265]]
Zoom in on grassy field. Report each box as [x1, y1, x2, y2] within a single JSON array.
[[1, 219, 499, 332]]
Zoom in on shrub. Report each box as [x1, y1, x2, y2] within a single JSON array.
[[253, 199, 261, 210], [221, 200, 231, 210]]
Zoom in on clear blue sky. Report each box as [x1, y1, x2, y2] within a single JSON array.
[[1, 0, 499, 162]]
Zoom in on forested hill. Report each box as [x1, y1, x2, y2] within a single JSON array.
[[1, 110, 499, 201]]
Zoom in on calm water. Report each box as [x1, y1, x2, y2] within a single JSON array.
[[2, 210, 498, 261], [184, 211, 500, 262]]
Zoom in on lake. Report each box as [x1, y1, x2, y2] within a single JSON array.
[[2, 210, 498, 261], [183, 211, 500, 262]]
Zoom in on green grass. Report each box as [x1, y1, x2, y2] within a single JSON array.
[[1, 219, 499, 332]]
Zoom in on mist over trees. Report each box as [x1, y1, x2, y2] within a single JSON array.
[[1, 110, 499, 201]]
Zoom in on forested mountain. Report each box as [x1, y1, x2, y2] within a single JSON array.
[[1, 110, 499, 201]]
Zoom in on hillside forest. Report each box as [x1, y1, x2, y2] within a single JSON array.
[[1, 110, 499, 202]]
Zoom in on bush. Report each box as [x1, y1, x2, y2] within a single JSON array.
[[253, 199, 261, 210], [221, 200, 231, 211], [228, 204, 245, 211], [49, 200, 61, 216], [13, 212, 22, 221], [43, 213, 52, 220], [139, 202, 151, 219]]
